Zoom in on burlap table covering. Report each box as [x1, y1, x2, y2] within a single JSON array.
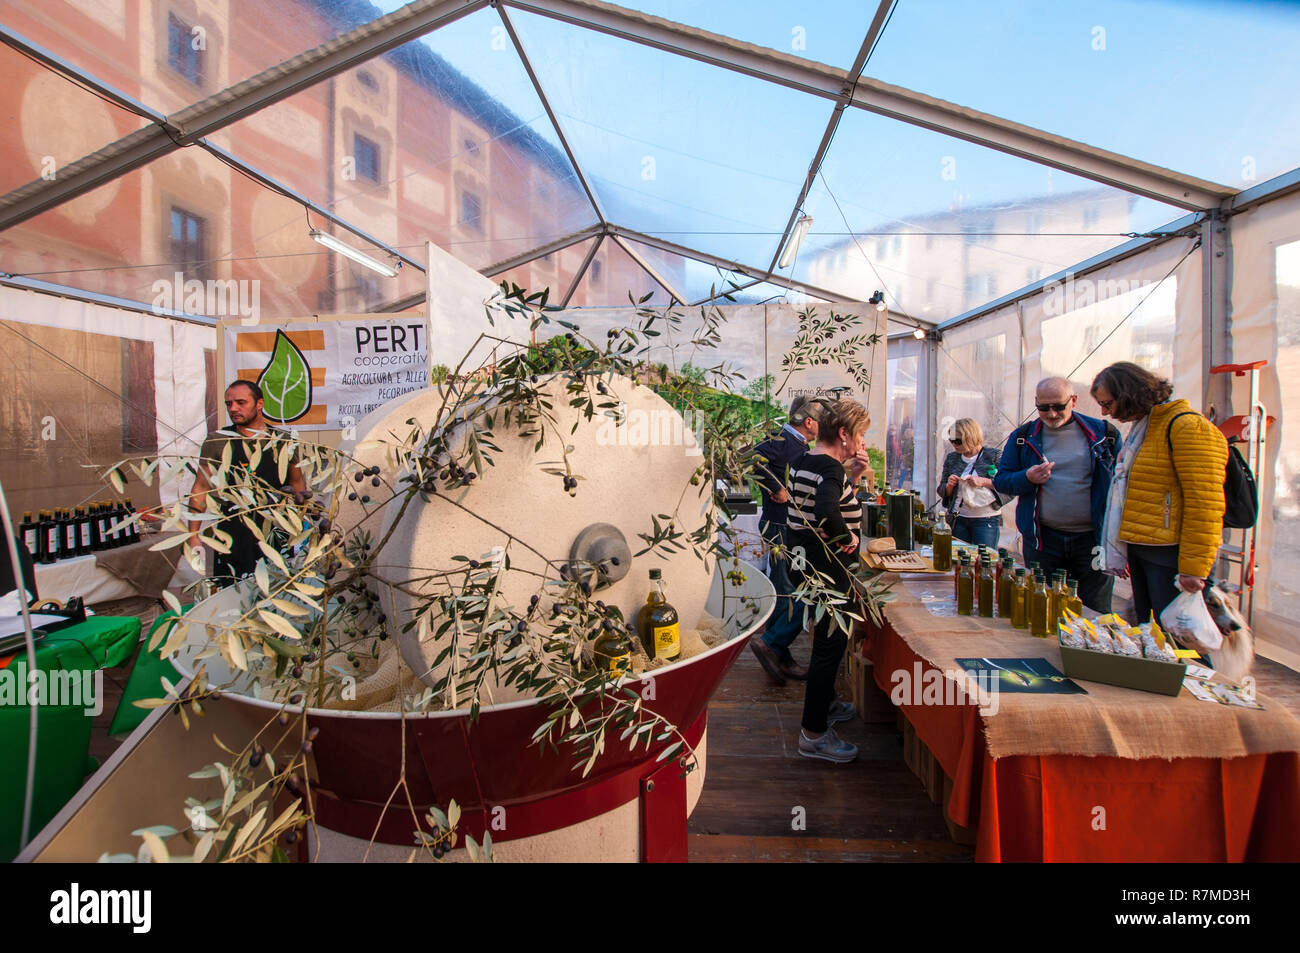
[[873, 573, 1300, 761], [93, 533, 184, 600]]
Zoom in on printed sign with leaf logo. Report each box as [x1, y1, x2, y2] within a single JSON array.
[[222, 317, 431, 431], [258, 330, 313, 423]]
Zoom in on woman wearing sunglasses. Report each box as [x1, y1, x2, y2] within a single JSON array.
[[937, 417, 1006, 548], [1091, 361, 1228, 622]]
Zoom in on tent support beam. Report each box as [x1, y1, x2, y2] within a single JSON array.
[[497, 5, 609, 228], [609, 234, 687, 304], [504, 0, 1231, 210], [560, 234, 605, 307], [605, 224, 848, 304], [767, 0, 893, 276], [481, 225, 604, 276]]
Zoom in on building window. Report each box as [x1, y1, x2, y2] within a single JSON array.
[[353, 134, 381, 183], [354, 274, 380, 310], [591, 259, 602, 282], [356, 69, 379, 92], [169, 206, 208, 279], [167, 13, 203, 86], [1083, 205, 1101, 228], [459, 190, 482, 231]]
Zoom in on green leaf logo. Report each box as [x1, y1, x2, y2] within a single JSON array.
[[257, 330, 313, 422]]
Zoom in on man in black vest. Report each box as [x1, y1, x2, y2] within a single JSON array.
[[188, 380, 307, 587]]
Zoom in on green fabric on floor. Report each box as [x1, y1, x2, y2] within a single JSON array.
[[0, 613, 141, 862], [108, 610, 183, 738]]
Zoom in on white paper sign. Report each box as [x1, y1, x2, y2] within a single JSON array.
[[221, 317, 431, 431]]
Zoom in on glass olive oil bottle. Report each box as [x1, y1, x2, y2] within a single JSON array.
[[1066, 578, 1083, 617], [957, 558, 975, 616], [977, 560, 995, 617], [637, 568, 680, 661], [1029, 572, 1049, 637], [593, 629, 631, 675], [931, 512, 952, 572], [996, 556, 1014, 618], [1010, 568, 1028, 629], [1048, 571, 1067, 636]]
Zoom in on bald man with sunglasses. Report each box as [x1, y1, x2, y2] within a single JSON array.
[[993, 377, 1122, 612]]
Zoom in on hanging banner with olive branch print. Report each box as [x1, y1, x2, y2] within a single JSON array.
[[219, 315, 432, 431]]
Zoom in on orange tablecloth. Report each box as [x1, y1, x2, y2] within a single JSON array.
[[865, 600, 1300, 862]]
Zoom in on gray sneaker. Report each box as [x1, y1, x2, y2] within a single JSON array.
[[827, 700, 856, 725], [798, 727, 858, 764]]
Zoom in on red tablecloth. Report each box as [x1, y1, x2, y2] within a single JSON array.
[[865, 607, 1300, 862]]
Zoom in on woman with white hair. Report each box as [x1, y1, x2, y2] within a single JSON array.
[[937, 417, 1005, 548]]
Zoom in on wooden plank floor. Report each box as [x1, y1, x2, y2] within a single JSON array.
[[687, 640, 974, 862]]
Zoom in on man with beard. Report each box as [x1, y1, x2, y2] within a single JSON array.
[[188, 379, 307, 587]]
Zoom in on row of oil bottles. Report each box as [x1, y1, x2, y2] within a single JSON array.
[[18, 501, 141, 564], [950, 546, 1083, 637]]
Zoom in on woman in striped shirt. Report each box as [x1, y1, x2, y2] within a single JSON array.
[[785, 398, 872, 764]]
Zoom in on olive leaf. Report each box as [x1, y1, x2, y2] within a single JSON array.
[[258, 330, 313, 423]]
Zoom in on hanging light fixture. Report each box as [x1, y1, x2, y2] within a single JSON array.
[[913, 326, 926, 340], [778, 214, 813, 269], [310, 228, 399, 278], [868, 290, 887, 312]]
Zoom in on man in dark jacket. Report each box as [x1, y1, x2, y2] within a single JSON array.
[[993, 377, 1121, 611], [748, 396, 824, 684]]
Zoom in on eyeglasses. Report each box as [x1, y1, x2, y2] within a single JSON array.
[[949, 438, 963, 446], [1036, 401, 1072, 413], [1096, 398, 1116, 412]]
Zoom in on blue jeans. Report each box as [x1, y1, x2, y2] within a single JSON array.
[[760, 520, 804, 660], [1021, 525, 1114, 613], [953, 515, 1000, 549]]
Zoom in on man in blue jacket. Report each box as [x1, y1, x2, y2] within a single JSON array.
[[748, 396, 825, 684], [993, 377, 1121, 612]]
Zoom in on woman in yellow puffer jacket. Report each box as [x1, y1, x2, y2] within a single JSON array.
[[1091, 362, 1228, 622]]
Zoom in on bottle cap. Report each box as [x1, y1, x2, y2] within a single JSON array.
[[648, 568, 662, 580]]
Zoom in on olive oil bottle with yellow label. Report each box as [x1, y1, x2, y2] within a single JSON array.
[[638, 568, 680, 661], [593, 629, 631, 675]]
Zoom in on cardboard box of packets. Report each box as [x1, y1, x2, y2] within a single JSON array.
[[1055, 613, 1188, 697]]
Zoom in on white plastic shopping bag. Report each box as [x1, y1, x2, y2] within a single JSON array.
[[1160, 580, 1223, 653]]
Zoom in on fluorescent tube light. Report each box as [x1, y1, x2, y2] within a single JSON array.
[[778, 214, 813, 269], [310, 228, 399, 278]]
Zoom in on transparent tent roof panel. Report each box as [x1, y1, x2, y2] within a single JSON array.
[[0, 143, 423, 320], [507, 6, 834, 270], [0, 40, 149, 198], [3, 0, 418, 117], [209, 10, 600, 273], [791, 106, 1187, 320], [866, 0, 1300, 188]]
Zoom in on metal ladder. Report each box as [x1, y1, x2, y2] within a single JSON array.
[[1211, 360, 1270, 623]]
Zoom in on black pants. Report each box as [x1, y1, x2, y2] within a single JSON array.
[[1127, 544, 1181, 624], [787, 528, 853, 734], [1022, 525, 1114, 613]]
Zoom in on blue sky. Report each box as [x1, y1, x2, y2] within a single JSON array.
[[372, 0, 1300, 293]]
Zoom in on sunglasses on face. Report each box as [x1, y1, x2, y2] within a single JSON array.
[[950, 438, 963, 446], [1036, 401, 1072, 413]]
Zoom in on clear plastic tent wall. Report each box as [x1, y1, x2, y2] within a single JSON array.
[[0, 0, 1296, 662], [889, 185, 1300, 664]]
